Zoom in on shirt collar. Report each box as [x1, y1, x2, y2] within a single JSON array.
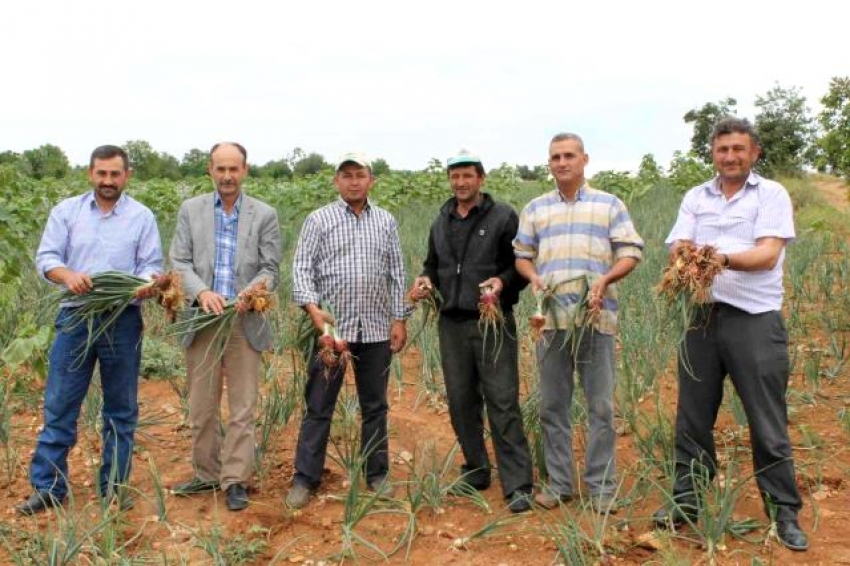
[[214, 191, 243, 212], [706, 171, 760, 195], [87, 190, 128, 214], [335, 197, 372, 215], [554, 183, 588, 202]]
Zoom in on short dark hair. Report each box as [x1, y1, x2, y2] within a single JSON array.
[[447, 161, 485, 177], [89, 145, 129, 170], [210, 142, 248, 165], [710, 117, 760, 147], [550, 132, 585, 152]]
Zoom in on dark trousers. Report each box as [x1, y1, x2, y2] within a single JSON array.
[[673, 303, 803, 521], [293, 340, 391, 488], [31, 306, 143, 499], [439, 314, 533, 497]]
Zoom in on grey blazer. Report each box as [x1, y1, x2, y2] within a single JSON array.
[[169, 192, 282, 351]]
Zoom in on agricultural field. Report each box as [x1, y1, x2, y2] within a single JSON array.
[[0, 167, 848, 564]]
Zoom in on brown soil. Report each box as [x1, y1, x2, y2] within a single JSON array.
[[812, 174, 850, 212]]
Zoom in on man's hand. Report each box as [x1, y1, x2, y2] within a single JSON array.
[[198, 290, 227, 315], [390, 320, 407, 353], [58, 269, 92, 295], [305, 303, 334, 333], [134, 274, 161, 300], [409, 276, 433, 302], [529, 275, 547, 295], [589, 277, 609, 312], [478, 277, 504, 297]]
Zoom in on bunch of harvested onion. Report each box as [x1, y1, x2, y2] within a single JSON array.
[[657, 242, 725, 304], [478, 284, 506, 360], [318, 320, 350, 377], [167, 279, 274, 341]]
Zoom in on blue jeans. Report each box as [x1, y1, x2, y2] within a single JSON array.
[[29, 305, 143, 500]]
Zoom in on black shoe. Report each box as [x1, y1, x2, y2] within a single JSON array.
[[15, 492, 64, 516], [508, 491, 532, 514], [225, 484, 249, 511], [776, 520, 809, 551], [652, 501, 698, 529], [171, 477, 220, 496]]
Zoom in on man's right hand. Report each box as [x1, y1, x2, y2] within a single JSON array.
[[197, 290, 227, 315], [305, 304, 335, 333], [51, 268, 92, 295], [409, 276, 433, 302], [530, 275, 547, 295]]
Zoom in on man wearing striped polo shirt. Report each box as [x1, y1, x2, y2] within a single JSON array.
[[514, 133, 643, 513], [654, 117, 808, 551]]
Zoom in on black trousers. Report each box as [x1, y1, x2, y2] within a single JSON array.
[[293, 340, 391, 488], [439, 314, 533, 497], [673, 303, 802, 521]]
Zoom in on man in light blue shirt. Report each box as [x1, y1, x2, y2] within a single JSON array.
[[16, 145, 163, 515]]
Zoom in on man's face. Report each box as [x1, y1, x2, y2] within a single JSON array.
[[548, 139, 588, 188], [88, 156, 130, 202], [334, 163, 374, 207], [448, 165, 484, 205], [712, 132, 759, 184], [209, 145, 248, 199]]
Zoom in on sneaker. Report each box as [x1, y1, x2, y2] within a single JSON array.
[[508, 491, 532, 514], [534, 491, 573, 510], [171, 477, 220, 496], [285, 483, 313, 509]]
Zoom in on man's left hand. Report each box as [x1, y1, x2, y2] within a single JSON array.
[[479, 277, 504, 297], [390, 320, 407, 353], [589, 278, 608, 311]]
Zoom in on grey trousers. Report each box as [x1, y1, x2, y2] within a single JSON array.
[[673, 303, 802, 521], [439, 314, 533, 497], [537, 329, 617, 497]]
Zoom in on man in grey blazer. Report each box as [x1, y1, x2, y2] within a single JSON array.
[[169, 142, 281, 511]]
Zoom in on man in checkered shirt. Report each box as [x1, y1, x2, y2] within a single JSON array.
[[287, 152, 408, 509]]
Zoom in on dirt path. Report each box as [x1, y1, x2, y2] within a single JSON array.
[[811, 174, 850, 212]]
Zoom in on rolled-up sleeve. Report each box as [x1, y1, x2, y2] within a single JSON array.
[[386, 218, 408, 320], [35, 203, 69, 282], [513, 204, 538, 260], [610, 199, 644, 261], [754, 182, 795, 241], [292, 215, 321, 306], [135, 209, 164, 280]]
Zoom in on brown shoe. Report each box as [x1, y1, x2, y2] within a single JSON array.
[[534, 491, 573, 509]]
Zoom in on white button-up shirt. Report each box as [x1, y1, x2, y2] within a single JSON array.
[[665, 172, 795, 314]]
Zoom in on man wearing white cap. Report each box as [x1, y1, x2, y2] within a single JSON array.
[[410, 150, 534, 513], [288, 152, 408, 508]]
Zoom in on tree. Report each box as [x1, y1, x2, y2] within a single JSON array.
[[371, 158, 391, 176], [813, 76, 850, 179], [636, 153, 663, 185], [256, 159, 293, 180], [123, 140, 181, 180], [684, 98, 738, 164], [293, 152, 328, 177], [21, 144, 70, 179], [754, 84, 814, 177], [180, 148, 210, 178], [516, 164, 548, 181]]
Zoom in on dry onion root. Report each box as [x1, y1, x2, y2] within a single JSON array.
[[656, 242, 726, 304], [478, 285, 506, 360], [150, 270, 185, 322], [236, 280, 274, 313], [529, 290, 548, 342]]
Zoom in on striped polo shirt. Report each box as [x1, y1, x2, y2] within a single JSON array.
[[665, 172, 795, 314], [514, 185, 644, 335]]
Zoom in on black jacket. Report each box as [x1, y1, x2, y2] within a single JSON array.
[[421, 193, 527, 319]]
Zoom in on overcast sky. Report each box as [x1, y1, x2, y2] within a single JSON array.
[[2, 1, 848, 174]]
